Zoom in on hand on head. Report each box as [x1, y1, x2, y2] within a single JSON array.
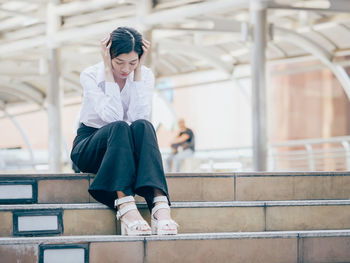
[[138, 39, 151, 67], [100, 29, 151, 82], [100, 34, 112, 68]]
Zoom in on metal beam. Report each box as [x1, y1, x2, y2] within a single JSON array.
[[268, 0, 350, 13], [54, 0, 137, 17], [158, 58, 178, 74], [0, 63, 40, 76], [166, 53, 197, 72], [159, 40, 233, 74], [0, 82, 44, 105], [155, 0, 202, 9], [0, 35, 46, 56], [0, 0, 249, 55], [62, 6, 135, 28], [1, 24, 45, 42], [275, 26, 350, 100]]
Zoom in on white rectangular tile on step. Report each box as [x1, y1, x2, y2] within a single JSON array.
[[43, 248, 85, 263], [0, 185, 32, 199], [18, 215, 58, 232]]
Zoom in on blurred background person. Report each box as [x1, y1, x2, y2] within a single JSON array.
[[165, 118, 195, 172]]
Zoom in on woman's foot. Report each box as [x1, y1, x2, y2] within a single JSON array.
[[151, 195, 179, 235], [118, 201, 151, 232], [153, 200, 177, 231], [115, 195, 151, 235]]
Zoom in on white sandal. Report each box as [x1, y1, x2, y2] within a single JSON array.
[[151, 196, 179, 235], [115, 196, 151, 236]]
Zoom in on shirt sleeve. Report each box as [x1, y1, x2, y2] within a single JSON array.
[[80, 71, 124, 123], [126, 68, 155, 122], [181, 129, 192, 143]]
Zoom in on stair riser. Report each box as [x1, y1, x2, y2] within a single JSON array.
[[1, 204, 350, 236], [236, 175, 350, 201], [2, 175, 350, 204], [2, 236, 350, 263], [0, 177, 92, 204]]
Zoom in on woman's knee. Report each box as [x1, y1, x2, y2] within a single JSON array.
[[130, 119, 153, 130], [107, 120, 130, 131], [105, 121, 131, 139]]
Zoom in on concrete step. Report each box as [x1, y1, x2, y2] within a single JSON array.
[[1, 230, 350, 263], [1, 200, 350, 237], [1, 171, 350, 204]]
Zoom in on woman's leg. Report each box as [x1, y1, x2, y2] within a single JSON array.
[[73, 121, 137, 208], [130, 119, 177, 231], [72, 121, 150, 232], [129, 119, 171, 212]]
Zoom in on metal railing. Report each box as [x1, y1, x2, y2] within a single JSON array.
[[168, 136, 350, 172], [1, 136, 350, 172], [270, 136, 350, 171]]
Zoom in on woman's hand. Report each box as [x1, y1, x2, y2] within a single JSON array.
[[134, 39, 151, 81], [101, 34, 112, 68], [100, 34, 114, 82], [139, 39, 151, 67]]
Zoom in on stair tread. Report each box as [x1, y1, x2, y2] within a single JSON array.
[[1, 229, 350, 245], [1, 199, 350, 211], [1, 171, 350, 179]]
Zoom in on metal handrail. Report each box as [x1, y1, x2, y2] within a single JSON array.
[[1, 136, 350, 172], [170, 136, 350, 172]]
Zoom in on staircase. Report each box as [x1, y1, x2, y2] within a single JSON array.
[[1, 171, 350, 262]]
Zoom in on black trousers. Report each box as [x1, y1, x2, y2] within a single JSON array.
[[70, 119, 170, 213]]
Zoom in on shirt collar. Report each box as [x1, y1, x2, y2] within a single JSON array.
[[96, 61, 135, 86]]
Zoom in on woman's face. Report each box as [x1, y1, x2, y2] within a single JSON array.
[[111, 51, 139, 79]]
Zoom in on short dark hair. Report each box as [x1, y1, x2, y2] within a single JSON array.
[[109, 27, 143, 59]]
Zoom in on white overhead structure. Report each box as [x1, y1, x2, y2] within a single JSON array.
[[274, 26, 350, 100], [0, 0, 350, 171]]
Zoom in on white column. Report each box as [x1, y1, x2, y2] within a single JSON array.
[[250, 0, 268, 171], [47, 0, 63, 172]]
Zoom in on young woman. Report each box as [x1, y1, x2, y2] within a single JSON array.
[[70, 27, 178, 236]]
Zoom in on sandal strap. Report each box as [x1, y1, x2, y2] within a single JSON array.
[[116, 203, 137, 220], [153, 196, 168, 203], [114, 196, 135, 208], [127, 219, 149, 229], [151, 203, 170, 217], [157, 219, 179, 228]]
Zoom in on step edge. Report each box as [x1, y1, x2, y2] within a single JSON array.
[[1, 230, 350, 245], [2, 171, 350, 179], [2, 199, 350, 211]]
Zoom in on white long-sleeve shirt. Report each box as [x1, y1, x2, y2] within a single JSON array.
[[76, 61, 154, 129]]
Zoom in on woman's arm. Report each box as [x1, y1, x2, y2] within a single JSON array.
[[80, 35, 124, 123], [127, 68, 154, 122], [127, 39, 154, 122], [133, 39, 150, 82], [80, 71, 124, 123]]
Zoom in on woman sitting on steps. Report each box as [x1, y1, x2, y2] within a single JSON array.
[[70, 26, 178, 236]]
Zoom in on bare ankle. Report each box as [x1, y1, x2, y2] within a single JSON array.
[[117, 191, 127, 199]]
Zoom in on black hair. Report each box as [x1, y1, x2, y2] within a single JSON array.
[[109, 27, 143, 59]]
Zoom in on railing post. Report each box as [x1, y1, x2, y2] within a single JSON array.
[[305, 144, 315, 171], [341, 140, 350, 170], [268, 147, 276, 171], [209, 158, 214, 172]]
